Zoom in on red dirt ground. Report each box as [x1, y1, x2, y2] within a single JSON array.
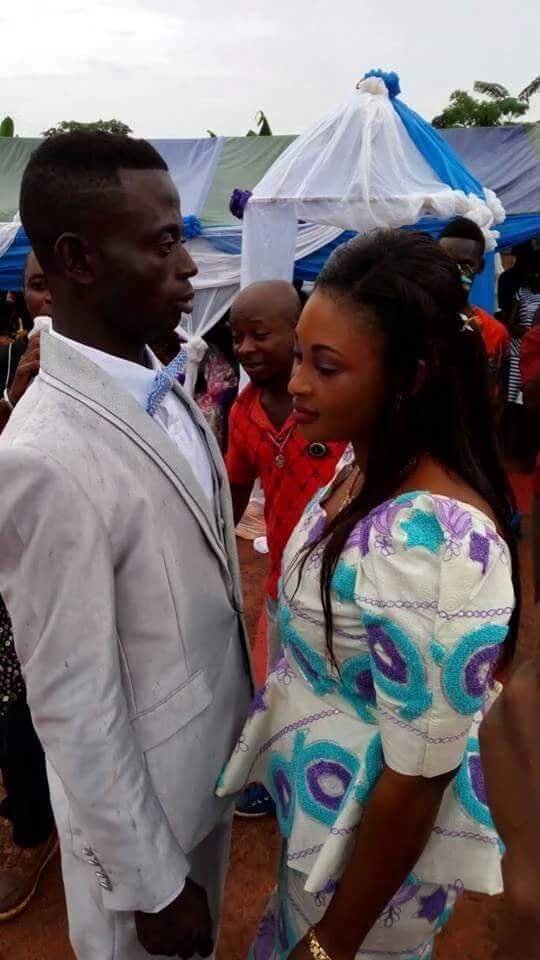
[[0, 496, 537, 960]]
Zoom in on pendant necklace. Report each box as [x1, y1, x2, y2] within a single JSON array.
[[339, 465, 362, 513], [267, 426, 294, 469]]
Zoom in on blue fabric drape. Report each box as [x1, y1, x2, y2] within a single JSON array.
[[393, 100, 485, 199], [0, 228, 31, 290]]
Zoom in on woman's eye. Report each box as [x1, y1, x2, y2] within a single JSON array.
[[317, 366, 338, 376]]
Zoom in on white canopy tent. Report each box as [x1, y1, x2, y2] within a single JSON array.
[[240, 75, 505, 288]]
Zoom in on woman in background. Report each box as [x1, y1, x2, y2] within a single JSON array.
[[219, 231, 518, 960]]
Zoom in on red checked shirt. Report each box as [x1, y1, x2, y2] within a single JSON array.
[[226, 384, 346, 600]]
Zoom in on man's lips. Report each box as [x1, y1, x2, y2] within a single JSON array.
[[242, 361, 265, 373], [292, 405, 319, 424], [174, 294, 194, 314]]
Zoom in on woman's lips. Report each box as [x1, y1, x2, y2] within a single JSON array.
[[292, 405, 319, 425]]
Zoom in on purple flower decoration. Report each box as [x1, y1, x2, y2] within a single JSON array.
[[314, 879, 338, 907], [306, 512, 327, 547], [435, 498, 472, 560], [229, 188, 253, 220], [416, 886, 448, 922], [347, 516, 372, 557], [381, 875, 420, 927], [248, 683, 268, 718], [252, 910, 276, 960]]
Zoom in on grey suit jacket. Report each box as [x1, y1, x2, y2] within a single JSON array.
[[0, 333, 252, 912]]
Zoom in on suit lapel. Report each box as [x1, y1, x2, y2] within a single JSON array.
[[170, 380, 243, 595], [40, 334, 232, 580]]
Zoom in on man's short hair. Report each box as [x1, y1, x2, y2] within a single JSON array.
[[20, 132, 168, 265], [439, 216, 486, 257]]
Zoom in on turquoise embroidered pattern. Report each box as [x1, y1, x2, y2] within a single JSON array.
[[439, 624, 506, 715], [454, 737, 496, 829], [401, 509, 444, 554], [279, 604, 336, 696], [340, 652, 378, 724], [294, 732, 360, 827], [355, 732, 384, 802], [331, 560, 357, 603]]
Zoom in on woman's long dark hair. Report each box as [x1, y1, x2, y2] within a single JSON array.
[[302, 230, 520, 668]]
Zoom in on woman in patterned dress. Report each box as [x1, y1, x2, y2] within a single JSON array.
[[218, 231, 520, 960]]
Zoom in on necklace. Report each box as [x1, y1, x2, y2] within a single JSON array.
[[267, 426, 294, 469], [339, 465, 362, 513]]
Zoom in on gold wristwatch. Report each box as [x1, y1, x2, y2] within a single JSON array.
[[307, 927, 333, 960]]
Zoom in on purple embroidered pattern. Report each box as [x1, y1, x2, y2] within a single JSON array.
[[416, 886, 448, 922], [251, 911, 276, 960], [434, 498, 472, 559], [464, 645, 499, 698], [372, 500, 408, 556], [307, 760, 352, 811], [368, 624, 408, 683], [381, 876, 420, 928], [468, 754, 488, 806], [469, 531, 490, 576], [314, 879, 338, 908], [306, 512, 327, 547], [248, 684, 268, 718], [255, 710, 342, 762], [432, 825, 498, 845], [379, 708, 470, 745], [287, 843, 324, 861]]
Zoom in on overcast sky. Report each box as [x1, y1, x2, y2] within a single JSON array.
[[2, 0, 539, 138]]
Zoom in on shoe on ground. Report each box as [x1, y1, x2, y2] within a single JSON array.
[[235, 782, 275, 818], [0, 818, 58, 921]]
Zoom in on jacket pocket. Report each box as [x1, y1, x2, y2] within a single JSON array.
[[130, 670, 213, 753]]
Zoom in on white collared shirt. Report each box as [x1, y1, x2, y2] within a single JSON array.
[[49, 330, 214, 506]]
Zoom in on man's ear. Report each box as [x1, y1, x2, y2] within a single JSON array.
[[54, 233, 95, 286]]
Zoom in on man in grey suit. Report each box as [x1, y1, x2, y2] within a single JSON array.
[[0, 133, 252, 958]]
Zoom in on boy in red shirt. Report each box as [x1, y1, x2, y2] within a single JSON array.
[[227, 280, 345, 815]]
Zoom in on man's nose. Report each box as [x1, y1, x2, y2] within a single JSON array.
[[177, 245, 198, 279]]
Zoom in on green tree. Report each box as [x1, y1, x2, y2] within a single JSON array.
[[0, 116, 15, 137], [207, 110, 273, 137], [42, 119, 132, 137], [433, 77, 540, 128]]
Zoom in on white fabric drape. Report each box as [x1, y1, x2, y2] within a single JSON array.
[[151, 138, 225, 218], [181, 222, 343, 340], [0, 213, 20, 259]]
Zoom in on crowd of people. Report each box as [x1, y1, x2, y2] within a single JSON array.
[[0, 131, 538, 960]]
